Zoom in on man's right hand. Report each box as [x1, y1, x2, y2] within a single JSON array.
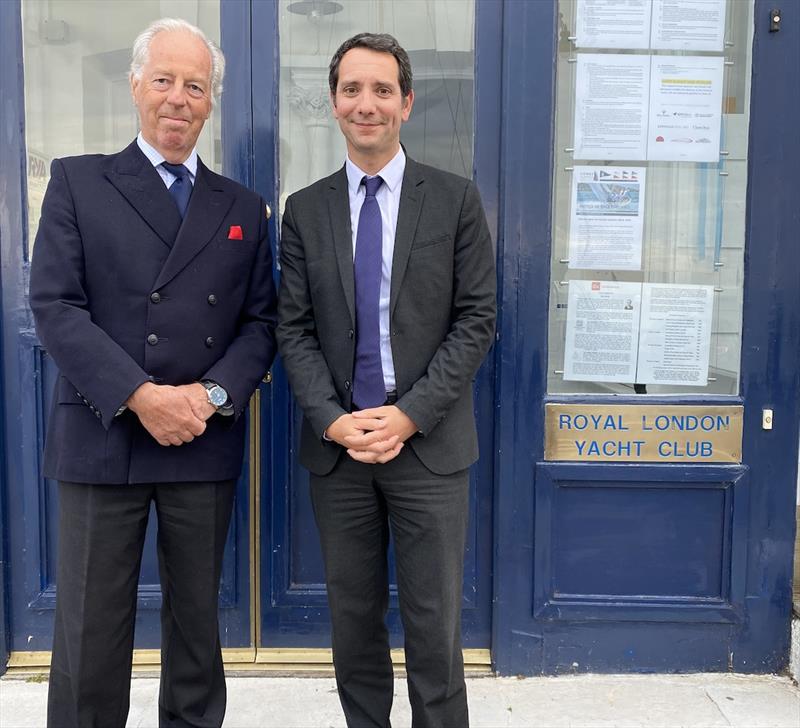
[[126, 382, 207, 446], [325, 413, 402, 464]]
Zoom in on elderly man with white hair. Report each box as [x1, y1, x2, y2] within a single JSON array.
[[29, 17, 276, 728]]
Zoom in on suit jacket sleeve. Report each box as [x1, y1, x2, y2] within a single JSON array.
[[276, 195, 349, 438], [395, 180, 497, 436], [202, 195, 278, 418], [29, 159, 151, 429]]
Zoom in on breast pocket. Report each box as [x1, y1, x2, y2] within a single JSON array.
[[410, 233, 451, 254], [215, 238, 259, 254]]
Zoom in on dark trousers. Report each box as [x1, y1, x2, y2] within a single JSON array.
[[47, 479, 236, 728], [310, 446, 470, 728]]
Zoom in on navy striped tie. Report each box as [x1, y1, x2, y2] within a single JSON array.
[[161, 162, 192, 218]]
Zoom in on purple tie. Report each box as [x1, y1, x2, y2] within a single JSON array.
[[352, 175, 386, 409]]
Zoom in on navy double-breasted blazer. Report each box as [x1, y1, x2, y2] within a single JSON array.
[[29, 140, 277, 484]]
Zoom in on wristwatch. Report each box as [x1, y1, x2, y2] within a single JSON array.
[[201, 380, 229, 409]]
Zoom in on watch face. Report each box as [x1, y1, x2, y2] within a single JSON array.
[[208, 385, 228, 407]]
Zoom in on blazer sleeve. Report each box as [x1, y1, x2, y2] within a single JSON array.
[[29, 158, 151, 429], [201, 195, 278, 419], [395, 180, 497, 435], [276, 195, 349, 438]]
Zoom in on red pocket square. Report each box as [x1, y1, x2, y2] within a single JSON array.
[[228, 225, 243, 240]]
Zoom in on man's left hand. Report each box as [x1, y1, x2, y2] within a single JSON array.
[[176, 383, 217, 422], [349, 406, 418, 464]]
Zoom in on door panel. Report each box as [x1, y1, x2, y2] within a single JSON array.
[[533, 464, 748, 623]]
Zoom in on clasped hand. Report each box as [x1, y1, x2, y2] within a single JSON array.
[[126, 382, 216, 447], [326, 405, 417, 464]]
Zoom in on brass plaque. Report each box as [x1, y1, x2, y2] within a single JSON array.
[[545, 404, 743, 463]]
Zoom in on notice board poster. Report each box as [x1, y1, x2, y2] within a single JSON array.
[[568, 166, 646, 271], [636, 283, 714, 386], [575, 0, 726, 52], [563, 282, 715, 386], [646, 55, 724, 162], [651, 0, 727, 52], [575, 0, 652, 49], [573, 54, 651, 161], [563, 280, 642, 383], [574, 54, 723, 162]]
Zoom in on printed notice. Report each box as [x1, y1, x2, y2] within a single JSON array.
[[574, 54, 650, 161], [646, 55, 724, 162], [636, 283, 714, 386], [651, 0, 727, 52], [569, 166, 646, 271], [563, 280, 642, 383], [575, 0, 651, 49]]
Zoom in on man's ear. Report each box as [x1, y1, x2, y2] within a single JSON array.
[[401, 89, 414, 121], [330, 92, 339, 119]]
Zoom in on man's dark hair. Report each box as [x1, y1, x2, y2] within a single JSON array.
[[328, 33, 413, 98]]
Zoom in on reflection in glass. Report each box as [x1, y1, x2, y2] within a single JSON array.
[[548, 0, 753, 396], [22, 1, 221, 252], [279, 0, 475, 210]]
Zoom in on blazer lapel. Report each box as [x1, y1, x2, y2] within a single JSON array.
[[390, 159, 425, 317], [328, 168, 356, 325], [104, 140, 182, 248], [153, 160, 234, 290]]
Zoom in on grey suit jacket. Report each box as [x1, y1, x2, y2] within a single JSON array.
[[276, 157, 496, 476]]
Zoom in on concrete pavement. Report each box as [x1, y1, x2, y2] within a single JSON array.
[[1, 672, 798, 727]]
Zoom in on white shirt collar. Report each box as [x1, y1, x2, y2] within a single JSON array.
[[136, 132, 198, 178], [345, 147, 406, 196]]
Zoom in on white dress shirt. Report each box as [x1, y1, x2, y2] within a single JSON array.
[[345, 147, 406, 392], [136, 132, 198, 189]]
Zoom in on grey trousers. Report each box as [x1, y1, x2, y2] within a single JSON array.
[[311, 446, 470, 728], [48, 479, 235, 728]]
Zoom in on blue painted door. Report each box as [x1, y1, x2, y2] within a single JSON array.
[[255, 0, 499, 650], [491, 0, 800, 674], [0, 0, 252, 656]]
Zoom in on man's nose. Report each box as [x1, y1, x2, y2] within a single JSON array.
[[355, 91, 377, 115], [166, 81, 188, 106]]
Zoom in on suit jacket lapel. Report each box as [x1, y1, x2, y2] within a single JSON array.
[[104, 140, 182, 248], [328, 168, 356, 325], [153, 160, 234, 290], [390, 158, 425, 317]]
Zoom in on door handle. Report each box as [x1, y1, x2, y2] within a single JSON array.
[[265, 203, 272, 220]]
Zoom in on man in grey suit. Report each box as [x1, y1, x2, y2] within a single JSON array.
[[277, 33, 496, 727]]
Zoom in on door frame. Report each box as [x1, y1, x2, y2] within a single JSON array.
[[0, 0, 257, 668], [491, 0, 800, 675], [250, 0, 502, 659]]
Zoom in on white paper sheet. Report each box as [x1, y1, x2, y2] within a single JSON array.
[[575, 0, 652, 49], [563, 280, 642, 382], [636, 283, 714, 385], [646, 55, 724, 162], [574, 54, 651, 161], [651, 0, 727, 51], [568, 166, 647, 270]]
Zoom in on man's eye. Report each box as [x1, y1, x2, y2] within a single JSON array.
[[342, 87, 358, 95], [378, 88, 391, 96], [187, 84, 205, 98], [153, 78, 169, 87]]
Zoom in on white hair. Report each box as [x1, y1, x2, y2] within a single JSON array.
[[130, 17, 225, 105]]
